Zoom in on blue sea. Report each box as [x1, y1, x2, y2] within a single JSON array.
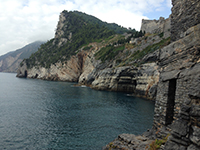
[[0, 72, 154, 150]]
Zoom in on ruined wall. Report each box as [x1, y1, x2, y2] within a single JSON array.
[[104, 0, 200, 149], [171, 0, 200, 42], [141, 17, 171, 38], [153, 0, 200, 149], [153, 23, 200, 149]]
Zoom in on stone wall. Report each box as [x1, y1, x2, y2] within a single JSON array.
[[150, 0, 200, 149], [153, 22, 200, 150], [103, 0, 200, 149], [171, 0, 200, 42], [154, 0, 200, 127], [140, 16, 171, 38]]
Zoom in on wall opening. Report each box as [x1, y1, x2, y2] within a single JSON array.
[[166, 79, 176, 125]]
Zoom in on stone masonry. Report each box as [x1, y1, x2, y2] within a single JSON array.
[[153, 0, 200, 149], [141, 16, 171, 39]]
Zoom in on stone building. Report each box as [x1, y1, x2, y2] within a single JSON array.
[[140, 16, 171, 39], [153, 0, 200, 149]]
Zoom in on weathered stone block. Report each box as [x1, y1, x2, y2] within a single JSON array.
[[190, 126, 200, 146], [171, 0, 200, 41], [160, 70, 180, 82], [190, 106, 200, 117], [171, 119, 188, 137], [187, 144, 200, 150], [164, 140, 187, 150]]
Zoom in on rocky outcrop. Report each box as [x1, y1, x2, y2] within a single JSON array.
[[104, 0, 200, 149], [154, 19, 200, 150], [85, 63, 159, 99], [103, 133, 154, 150], [152, 0, 200, 149], [141, 16, 171, 39], [17, 50, 94, 82], [171, 0, 200, 42], [80, 32, 169, 100], [54, 11, 72, 47]]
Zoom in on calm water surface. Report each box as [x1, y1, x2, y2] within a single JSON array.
[[0, 73, 154, 150]]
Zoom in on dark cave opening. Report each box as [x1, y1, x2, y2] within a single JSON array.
[[24, 70, 28, 78], [166, 79, 177, 125]]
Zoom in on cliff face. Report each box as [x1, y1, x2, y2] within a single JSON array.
[[104, 0, 200, 149], [84, 62, 159, 100], [153, 24, 200, 149], [171, 0, 200, 42], [17, 10, 171, 100], [79, 35, 170, 100], [17, 50, 94, 82], [153, 0, 200, 149]]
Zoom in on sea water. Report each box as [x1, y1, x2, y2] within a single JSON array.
[[0, 73, 154, 150]]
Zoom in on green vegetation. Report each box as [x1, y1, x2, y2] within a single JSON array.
[[108, 142, 118, 150], [83, 45, 93, 51], [21, 10, 164, 70], [23, 10, 137, 69], [149, 134, 170, 150], [73, 11, 130, 34], [159, 32, 164, 38], [123, 37, 171, 66], [95, 45, 125, 62], [94, 30, 146, 63]]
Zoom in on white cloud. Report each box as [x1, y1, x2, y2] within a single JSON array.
[[167, 0, 173, 7], [0, 0, 171, 56]]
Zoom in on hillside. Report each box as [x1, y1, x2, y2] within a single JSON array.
[[23, 10, 137, 69], [17, 10, 170, 100], [0, 41, 44, 73]]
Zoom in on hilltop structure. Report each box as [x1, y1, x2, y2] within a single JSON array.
[[140, 16, 171, 39]]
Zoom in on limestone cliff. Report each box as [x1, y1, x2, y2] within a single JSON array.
[[17, 50, 94, 82], [83, 61, 159, 100], [17, 10, 171, 100]]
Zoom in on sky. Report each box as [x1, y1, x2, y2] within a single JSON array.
[[0, 0, 172, 56]]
